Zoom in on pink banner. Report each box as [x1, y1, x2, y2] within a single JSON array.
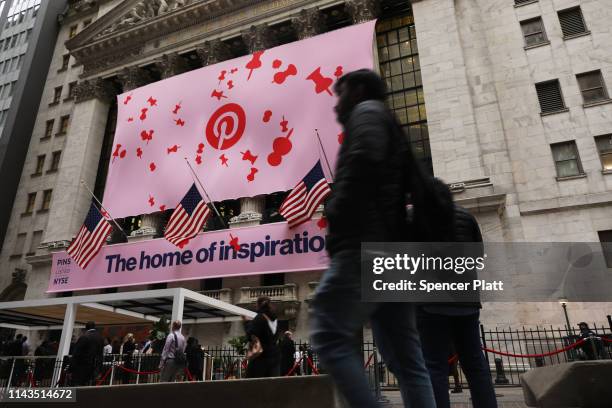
[[102, 21, 376, 218], [48, 220, 329, 293]]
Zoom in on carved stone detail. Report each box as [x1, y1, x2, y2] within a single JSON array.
[[74, 78, 115, 103], [12, 268, 26, 284], [241, 24, 275, 53], [118, 66, 153, 92], [100, 0, 191, 36], [345, 0, 380, 24], [195, 39, 232, 67], [292, 8, 323, 40], [156, 52, 189, 79]]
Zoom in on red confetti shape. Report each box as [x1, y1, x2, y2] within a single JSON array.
[[263, 110, 272, 123], [136, 147, 143, 158], [167, 145, 180, 154], [227, 80, 234, 89], [177, 239, 189, 249], [147, 96, 157, 106], [140, 108, 148, 121], [140, 130, 154, 144], [123, 94, 132, 105], [267, 128, 293, 167], [160, 205, 167, 212], [334, 66, 344, 78], [317, 216, 328, 229], [247, 167, 258, 182], [148, 195, 155, 206], [241, 150, 258, 165], [280, 116, 289, 133], [219, 154, 229, 167], [218, 70, 227, 82], [197, 143, 205, 154], [230, 68, 238, 74], [338, 132, 344, 144], [306, 67, 334, 96], [119, 150, 127, 158], [195, 155, 203, 165], [211, 90, 228, 100], [245, 50, 264, 80], [127, 117, 134, 122], [272, 59, 282, 69], [175, 118, 185, 126], [149, 162, 156, 172], [172, 102, 182, 114], [268, 152, 282, 167], [229, 234, 240, 252], [272, 64, 297, 85]]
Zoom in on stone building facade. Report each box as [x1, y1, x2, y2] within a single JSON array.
[[1, 0, 611, 345]]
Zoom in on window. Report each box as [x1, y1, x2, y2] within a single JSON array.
[[2, 59, 9, 73], [69, 25, 77, 39], [558, 7, 588, 38], [25, 192, 36, 214], [43, 119, 54, 139], [28, 230, 43, 256], [0, 39, 4, 49], [200, 278, 223, 291], [377, 12, 432, 174], [59, 54, 69, 71], [49, 151, 61, 172], [58, 115, 70, 134], [17, 55, 23, 69], [10, 35, 16, 48], [33, 155, 45, 175], [599, 230, 612, 268], [0, 109, 7, 126], [535, 80, 566, 114], [26, 28, 32, 41], [521, 18, 548, 47], [66, 81, 77, 100], [10, 56, 17, 71], [41, 189, 52, 210], [595, 135, 612, 172], [3, 39, 8, 50], [51, 86, 62, 104], [576, 70, 610, 105], [8, 81, 16, 97], [261, 273, 285, 286], [18, 32, 24, 45], [12, 233, 26, 256], [551, 141, 583, 178]]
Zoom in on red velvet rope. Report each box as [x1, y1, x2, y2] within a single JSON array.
[[96, 366, 114, 386], [364, 353, 375, 369], [306, 357, 319, 375], [285, 357, 303, 376], [448, 354, 459, 365], [601, 337, 612, 343], [115, 365, 160, 375], [482, 338, 586, 358]]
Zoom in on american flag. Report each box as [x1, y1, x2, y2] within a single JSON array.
[[164, 183, 211, 248], [280, 160, 331, 228], [67, 202, 113, 269]]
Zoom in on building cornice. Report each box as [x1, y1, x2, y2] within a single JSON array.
[[66, 0, 351, 78]]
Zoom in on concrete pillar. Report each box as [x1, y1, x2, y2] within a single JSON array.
[[171, 289, 185, 323], [51, 302, 76, 387], [43, 79, 113, 244]]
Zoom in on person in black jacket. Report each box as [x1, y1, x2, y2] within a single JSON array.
[[245, 297, 280, 378], [70, 321, 105, 386], [417, 206, 498, 408], [185, 337, 204, 380], [310, 69, 437, 408], [279, 331, 296, 376]]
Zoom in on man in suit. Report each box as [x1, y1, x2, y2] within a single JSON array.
[[71, 321, 105, 386]]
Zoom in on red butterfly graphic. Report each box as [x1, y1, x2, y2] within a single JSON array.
[[241, 150, 258, 165], [147, 96, 157, 106], [167, 145, 180, 154], [140, 130, 154, 144], [175, 118, 185, 127]]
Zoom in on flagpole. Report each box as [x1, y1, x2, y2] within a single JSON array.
[[315, 129, 334, 180], [80, 180, 128, 238], [183, 157, 227, 229]]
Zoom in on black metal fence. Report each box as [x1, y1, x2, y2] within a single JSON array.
[[1, 324, 611, 390]]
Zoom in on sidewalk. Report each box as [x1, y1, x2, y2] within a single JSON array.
[[383, 387, 528, 407]]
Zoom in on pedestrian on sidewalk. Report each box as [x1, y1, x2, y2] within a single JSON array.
[[159, 320, 186, 382], [310, 69, 444, 408], [244, 296, 280, 378]]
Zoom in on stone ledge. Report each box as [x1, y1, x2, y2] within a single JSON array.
[[519, 190, 612, 215]]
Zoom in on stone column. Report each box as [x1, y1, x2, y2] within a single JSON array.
[[292, 8, 323, 40], [156, 52, 189, 79], [43, 79, 114, 245], [230, 24, 277, 228], [345, 0, 380, 24], [117, 66, 162, 241], [195, 39, 231, 67]]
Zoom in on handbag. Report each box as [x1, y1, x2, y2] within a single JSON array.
[[246, 335, 263, 361]]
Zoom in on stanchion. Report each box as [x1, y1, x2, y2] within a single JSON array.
[[494, 358, 509, 384]]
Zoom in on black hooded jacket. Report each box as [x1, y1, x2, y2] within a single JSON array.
[[325, 100, 409, 255]]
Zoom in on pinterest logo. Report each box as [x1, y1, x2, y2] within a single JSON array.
[[206, 103, 246, 150]]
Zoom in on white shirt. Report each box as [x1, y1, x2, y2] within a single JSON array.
[[103, 344, 112, 354]]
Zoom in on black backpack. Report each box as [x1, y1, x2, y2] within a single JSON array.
[[172, 333, 187, 366]]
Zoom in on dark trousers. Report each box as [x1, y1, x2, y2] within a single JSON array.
[[246, 355, 280, 378], [417, 310, 497, 408]]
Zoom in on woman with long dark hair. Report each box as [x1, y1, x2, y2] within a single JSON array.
[[244, 296, 280, 378]]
